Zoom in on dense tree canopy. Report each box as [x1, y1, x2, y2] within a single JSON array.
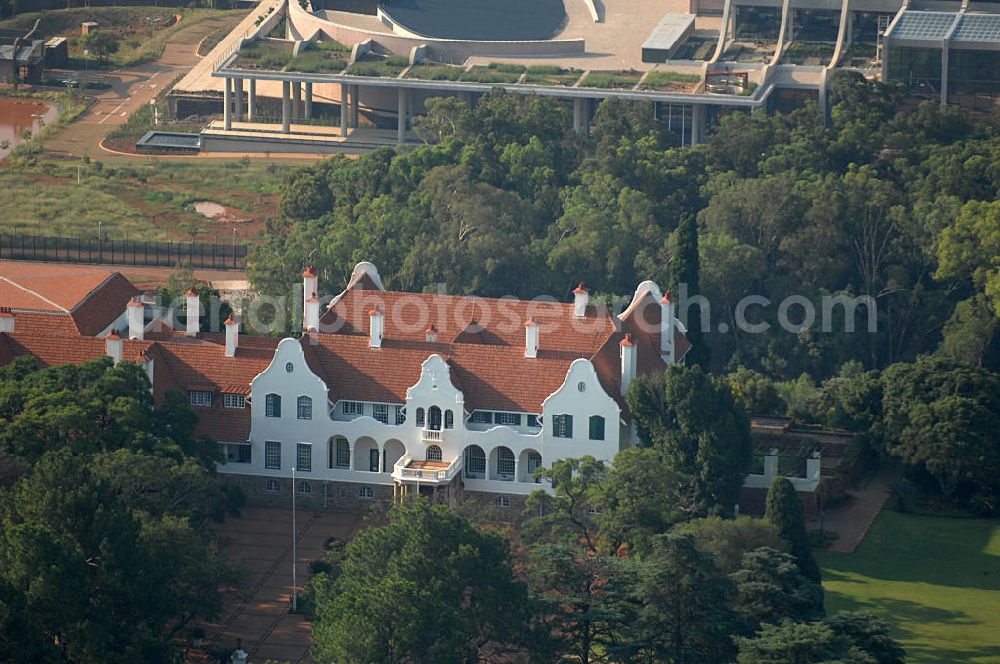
[[0, 358, 236, 663], [310, 500, 533, 663]]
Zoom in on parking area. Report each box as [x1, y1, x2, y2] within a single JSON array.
[[196, 506, 371, 664]]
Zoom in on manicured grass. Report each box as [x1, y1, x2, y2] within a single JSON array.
[[817, 511, 1000, 664]]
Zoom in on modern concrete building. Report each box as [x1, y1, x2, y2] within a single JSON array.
[[166, 0, 1000, 155]]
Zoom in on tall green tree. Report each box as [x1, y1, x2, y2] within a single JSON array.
[[627, 365, 753, 515], [736, 612, 904, 664], [880, 356, 1000, 503], [730, 547, 825, 626], [629, 532, 739, 663], [764, 477, 821, 582], [668, 214, 708, 368], [0, 450, 229, 664], [311, 500, 533, 663]]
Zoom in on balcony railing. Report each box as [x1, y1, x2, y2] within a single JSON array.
[[421, 428, 443, 443], [391, 454, 462, 484]]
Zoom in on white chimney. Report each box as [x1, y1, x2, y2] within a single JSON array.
[[105, 329, 123, 364], [524, 318, 539, 358], [620, 333, 636, 396], [661, 291, 675, 364], [425, 325, 437, 343], [127, 297, 144, 340], [369, 305, 384, 348], [807, 450, 822, 479], [224, 315, 239, 357], [303, 265, 318, 302], [764, 448, 779, 479], [0, 307, 14, 333], [185, 288, 200, 337], [304, 293, 320, 332], [573, 282, 589, 318]]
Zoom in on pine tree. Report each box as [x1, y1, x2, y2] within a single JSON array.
[[669, 214, 709, 368], [764, 476, 822, 583]]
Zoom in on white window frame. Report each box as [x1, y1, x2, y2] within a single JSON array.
[[359, 486, 374, 499], [223, 393, 247, 409], [265, 441, 281, 469], [265, 479, 281, 492], [469, 411, 493, 424], [342, 401, 364, 416], [335, 438, 350, 468], [497, 448, 515, 476], [394, 405, 405, 425], [373, 403, 389, 424], [553, 414, 573, 438], [297, 482, 311, 495], [495, 496, 510, 508], [189, 390, 212, 408]]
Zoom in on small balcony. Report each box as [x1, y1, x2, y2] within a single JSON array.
[[421, 428, 443, 444], [392, 454, 462, 485]]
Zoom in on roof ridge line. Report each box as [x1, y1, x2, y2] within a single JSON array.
[[0, 276, 70, 313]]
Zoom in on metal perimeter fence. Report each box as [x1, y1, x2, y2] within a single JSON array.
[[0, 233, 248, 270]]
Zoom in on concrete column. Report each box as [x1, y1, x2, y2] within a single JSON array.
[[397, 87, 408, 143], [281, 80, 290, 134], [351, 84, 360, 127], [846, 12, 853, 46], [247, 78, 256, 121], [304, 82, 313, 120], [340, 82, 349, 136], [572, 98, 583, 133], [223, 77, 232, 130], [233, 77, 243, 122], [690, 104, 704, 146], [940, 43, 949, 106], [292, 81, 301, 121], [581, 98, 590, 134]]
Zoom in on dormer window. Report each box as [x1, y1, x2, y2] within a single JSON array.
[[495, 412, 522, 427], [342, 401, 363, 416]]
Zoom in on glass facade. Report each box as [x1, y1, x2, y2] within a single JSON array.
[[887, 46, 943, 96]]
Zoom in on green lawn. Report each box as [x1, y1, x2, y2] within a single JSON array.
[[817, 511, 1000, 664]]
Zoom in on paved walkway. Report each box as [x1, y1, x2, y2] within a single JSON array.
[[44, 11, 247, 159], [200, 506, 369, 664], [808, 465, 899, 554]]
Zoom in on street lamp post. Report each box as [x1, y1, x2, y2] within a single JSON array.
[[291, 465, 298, 612]]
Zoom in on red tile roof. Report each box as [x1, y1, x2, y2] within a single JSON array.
[[0, 269, 138, 336], [0, 266, 690, 433]]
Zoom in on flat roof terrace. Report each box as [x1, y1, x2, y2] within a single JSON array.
[[380, 0, 567, 41]]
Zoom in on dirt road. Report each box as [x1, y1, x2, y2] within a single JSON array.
[[44, 11, 246, 158]]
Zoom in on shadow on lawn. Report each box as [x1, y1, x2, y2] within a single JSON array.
[[819, 513, 1000, 591]]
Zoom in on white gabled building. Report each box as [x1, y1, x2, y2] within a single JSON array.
[[221, 262, 690, 507], [0, 261, 689, 509]]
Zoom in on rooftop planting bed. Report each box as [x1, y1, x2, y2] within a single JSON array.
[[405, 63, 464, 81], [345, 53, 409, 77], [459, 63, 525, 83], [639, 70, 702, 92], [522, 65, 584, 86], [233, 40, 294, 70], [579, 70, 644, 90]]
